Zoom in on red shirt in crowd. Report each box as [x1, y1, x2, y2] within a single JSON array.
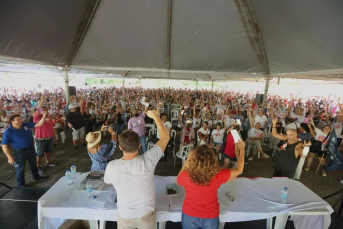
[[177, 169, 231, 218], [224, 133, 236, 158], [33, 112, 54, 138]]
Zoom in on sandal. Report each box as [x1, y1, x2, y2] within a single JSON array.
[[304, 167, 309, 172]]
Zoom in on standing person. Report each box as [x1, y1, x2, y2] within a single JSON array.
[[128, 108, 148, 153], [66, 104, 86, 150], [116, 107, 126, 136], [177, 142, 245, 229], [33, 105, 56, 175], [305, 118, 331, 176], [271, 119, 310, 178], [1, 114, 47, 187], [254, 109, 268, 131], [333, 114, 343, 150], [104, 110, 169, 229], [86, 125, 116, 171], [221, 124, 240, 169]]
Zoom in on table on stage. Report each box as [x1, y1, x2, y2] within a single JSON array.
[[38, 173, 333, 229]]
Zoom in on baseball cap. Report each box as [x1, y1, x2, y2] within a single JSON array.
[[68, 104, 77, 109]]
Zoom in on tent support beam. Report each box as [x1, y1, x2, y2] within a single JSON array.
[[211, 80, 214, 93], [64, 67, 70, 105], [166, 0, 172, 78], [235, 0, 271, 110], [66, 0, 100, 66]]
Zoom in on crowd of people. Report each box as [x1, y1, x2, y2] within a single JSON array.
[[0, 85, 342, 229]]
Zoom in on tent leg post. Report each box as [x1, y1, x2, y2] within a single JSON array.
[[64, 67, 70, 105], [262, 76, 270, 111]]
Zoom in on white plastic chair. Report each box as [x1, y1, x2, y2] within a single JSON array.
[[169, 130, 177, 157], [262, 125, 271, 145], [174, 144, 193, 166], [171, 110, 179, 124], [147, 141, 155, 150]]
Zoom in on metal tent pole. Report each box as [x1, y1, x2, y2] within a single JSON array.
[[262, 76, 270, 110], [211, 80, 214, 93], [64, 67, 70, 105]]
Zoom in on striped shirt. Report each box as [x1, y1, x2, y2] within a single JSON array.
[[88, 140, 116, 171]]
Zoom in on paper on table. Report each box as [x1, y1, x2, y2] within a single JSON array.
[[236, 196, 255, 209]]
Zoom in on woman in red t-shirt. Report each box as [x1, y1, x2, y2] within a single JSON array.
[[177, 142, 245, 229], [222, 124, 241, 169]]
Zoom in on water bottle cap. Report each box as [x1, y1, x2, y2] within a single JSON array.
[[72, 164, 75, 166], [284, 187, 288, 190], [66, 169, 70, 172]]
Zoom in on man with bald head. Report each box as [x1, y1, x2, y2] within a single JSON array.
[[271, 119, 310, 178]]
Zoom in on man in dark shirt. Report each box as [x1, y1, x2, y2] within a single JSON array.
[[144, 105, 154, 124], [66, 104, 86, 150], [116, 107, 126, 136]]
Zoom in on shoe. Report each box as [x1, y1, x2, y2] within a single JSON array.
[[38, 167, 44, 175], [74, 146, 79, 150], [304, 167, 309, 172], [33, 175, 48, 182], [82, 143, 87, 147], [248, 157, 253, 161], [322, 172, 327, 177], [45, 162, 56, 167], [263, 154, 270, 158]]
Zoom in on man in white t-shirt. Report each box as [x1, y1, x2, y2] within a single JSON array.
[[247, 123, 269, 160], [333, 115, 343, 149], [290, 108, 305, 123], [254, 110, 268, 130], [104, 110, 169, 229]]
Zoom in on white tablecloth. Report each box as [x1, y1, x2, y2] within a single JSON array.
[[38, 174, 333, 229]]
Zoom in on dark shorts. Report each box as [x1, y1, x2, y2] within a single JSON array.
[[35, 138, 54, 156], [223, 154, 237, 161]]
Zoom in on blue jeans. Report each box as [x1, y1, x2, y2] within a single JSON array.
[[13, 145, 39, 187], [182, 213, 219, 229], [140, 135, 147, 153], [117, 123, 125, 136]]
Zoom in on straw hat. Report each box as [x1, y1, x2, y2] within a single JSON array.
[[86, 131, 101, 148]]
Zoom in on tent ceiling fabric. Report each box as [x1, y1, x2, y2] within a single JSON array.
[[0, 0, 342, 81], [73, 0, 169, 69], [169, 0, 264, 73], [0, 0, 95, 66], [250, 0, 343, 74]]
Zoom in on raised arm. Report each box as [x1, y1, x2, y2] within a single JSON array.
[[147, 110, 170, 152], [272, 119, 287, 141], [248, 109, 254, 128], [34, 113, 47, 127], [227, 140, 245, 181]]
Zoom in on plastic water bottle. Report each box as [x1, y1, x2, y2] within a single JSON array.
[[86, 181, 93, 198], [13, 162, 18, 168], [281, 187, 288, 204], [71, 164, 76, 179], [65, 170, 72, 185]]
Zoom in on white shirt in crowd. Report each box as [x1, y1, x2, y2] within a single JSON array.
[[314, 127, 329, 150], [248, 127, 263, 138], [192, 117, 202, 129], [198, 127, 210, 142], [290, 112, 305, 123], [104, 145, 163, 219], [254, 115, 268, 128], [89, 108, 96, 116], [157, 121, 172, 139], [211, 129, 225, 144], [286, 122, 297, 131], [333, 122, 343, 138]]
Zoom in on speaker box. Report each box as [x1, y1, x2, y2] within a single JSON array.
[[256, 94, 264, 104], [69, 86, 76, 96]]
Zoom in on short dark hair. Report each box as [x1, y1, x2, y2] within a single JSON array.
[[9, 114, 21, 123], [203, 121, 208, 125], [118, 130, 140, 153], [160, 113, 168, 119]]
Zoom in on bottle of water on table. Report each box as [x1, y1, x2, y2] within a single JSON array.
[[86, 181, 93, 198], [281, 187, 288, 204], [71, 164, 76, 179], [65, 169, 72, 185]]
